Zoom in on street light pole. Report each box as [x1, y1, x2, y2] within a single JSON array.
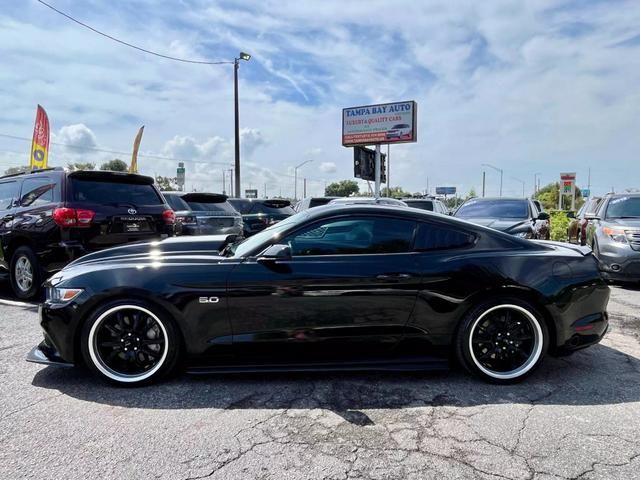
[[534, 172, 541, 196], [481, 163, 504, 197], [233, 52, 251, 199], [294, 159, 313, 200]]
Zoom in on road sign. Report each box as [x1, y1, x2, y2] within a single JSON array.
[[245, 189, 258, 199], [436, 187, 456, 195], [582, 188, 590, 198], [176, 162, 185, 191], [353, 146, 386, 183]]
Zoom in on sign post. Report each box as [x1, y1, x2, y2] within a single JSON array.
[[559, 172, 576, 210], [176, 162, 186, 192], [343, 101, 417, 199]]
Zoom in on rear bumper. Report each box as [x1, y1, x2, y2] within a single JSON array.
[[555, 312, 609, 355]]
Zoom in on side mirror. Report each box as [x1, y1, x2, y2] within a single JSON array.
[[257, 244, 291, 264], [584, 213, 600, 221], [538, 212, 550, 221]]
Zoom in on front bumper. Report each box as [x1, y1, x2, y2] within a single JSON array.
[[26, 343, 74, 367], [595, 238, 640, 281]]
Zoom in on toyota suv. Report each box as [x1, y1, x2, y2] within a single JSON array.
[[0, 168, 176, 299]]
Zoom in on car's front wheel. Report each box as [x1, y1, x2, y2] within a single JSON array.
[[455, 298, 548, 384], [80, 301, 181, 386]]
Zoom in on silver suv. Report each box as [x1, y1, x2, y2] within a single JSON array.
[[586, 193, 640, 282]]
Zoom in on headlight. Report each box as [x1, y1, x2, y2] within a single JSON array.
[[47, 287, 83, 304], [602, 227, 627, 243], [514, 231, 531, 238]]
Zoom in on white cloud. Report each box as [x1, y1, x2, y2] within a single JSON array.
[[54, 124, 97, 150], [1, 1, 640, 197], [319, 161, 337, 173]]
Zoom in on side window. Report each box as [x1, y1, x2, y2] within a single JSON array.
[[19, 177, 57, 207], [0, 181, 18, 210], [285, 217, 416, 256], [414, 222, 475, 251]]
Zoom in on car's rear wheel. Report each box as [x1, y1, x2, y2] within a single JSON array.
[[10, 246, 42, 300], [80, 301, 181, 386], [455, 298, 548, 384]]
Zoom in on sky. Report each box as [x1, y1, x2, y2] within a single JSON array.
[[1, 0, 639, 198]]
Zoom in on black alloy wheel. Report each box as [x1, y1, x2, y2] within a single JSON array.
[[81, 301, 180, 386], [456, 299, 548, 383]]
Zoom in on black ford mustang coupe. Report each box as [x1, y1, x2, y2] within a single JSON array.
[[28, 205, 609, 386]]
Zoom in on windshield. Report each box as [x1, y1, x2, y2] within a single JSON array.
[[605, 196, 640, 218], [164, 194, 190, 211], [186, 200, 238, 214], [456, 199, 529, 219], [70, 178, 162, 206], [405, 200, 434, 211], [230, 211, 309, 257]]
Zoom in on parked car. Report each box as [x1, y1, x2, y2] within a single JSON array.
[[294, 197, 338, 212], [162, 192, 243, 237], [30, 204, 609, 386], [454, 197, 550, 239], [0, 168, 175, 299], [385, 124, 412, 140], [531, 200, 551, 240], [568, 197, 602, 245], [328, 197, 408, 207], [228, 198, 295, 237], [585, 193, 640, 282], [403, 197, 449, 215]]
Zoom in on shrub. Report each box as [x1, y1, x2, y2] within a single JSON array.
[[549, 210, 571, 242]]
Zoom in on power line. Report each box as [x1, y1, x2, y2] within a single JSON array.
[[36, 0, 234, 66], [0, 133, 233, 167]]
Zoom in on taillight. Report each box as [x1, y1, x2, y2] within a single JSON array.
[[163, 209, 176, 225], [52, 208, 95, 227]]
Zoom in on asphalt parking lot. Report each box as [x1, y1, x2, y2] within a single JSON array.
[[0, 282, 639, 480]]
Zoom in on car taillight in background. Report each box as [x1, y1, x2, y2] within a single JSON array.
[[177, 215, 197, 226], [52, 208, 96, 227], [162, 209, 176, 225]]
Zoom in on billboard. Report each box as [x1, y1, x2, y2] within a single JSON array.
[[343, 101, 417, 146], [436, 187, 456, 195], [354, 146, 386, 183]]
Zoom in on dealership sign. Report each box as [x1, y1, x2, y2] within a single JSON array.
[[560, 172, 576, 195], [342, 101, 417, 146], [436, 187, 456, 195]]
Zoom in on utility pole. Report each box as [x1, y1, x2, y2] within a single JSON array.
[[303, 178, 307, 198], [264, 183, 267, 198], [228, 168, 234, 197], [222, 170, 226, 195], [482, 171, 486, 198], [374, 144, 381, 198]]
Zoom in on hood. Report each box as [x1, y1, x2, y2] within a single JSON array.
[[66, 234, 238, 269], [462, 217, 530, 233], [603, 218, 640, 229]]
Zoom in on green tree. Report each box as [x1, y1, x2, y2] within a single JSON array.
[[467, 187, 477, 199], [100, 158, 128, 172], [535, 182, 584, 211], [381, 186, 410, 198], [4, 166, 31, 175], [155, 175, 178, 191], [325, 180, 359, 197], [67, 162, 95, 171]]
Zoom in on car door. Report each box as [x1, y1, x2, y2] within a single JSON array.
[[0, 180, 19, 271], [226, 215, 422, 364]]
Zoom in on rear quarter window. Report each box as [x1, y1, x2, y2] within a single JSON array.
[[414, 222, 475, 251]]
